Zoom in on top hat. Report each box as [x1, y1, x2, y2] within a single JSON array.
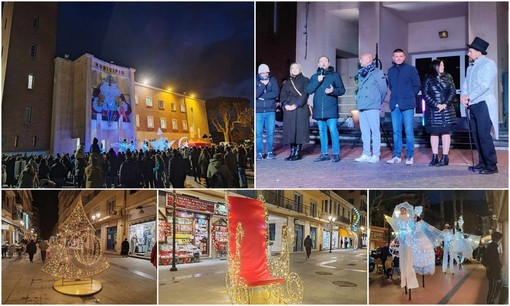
[[467, 36, 489, 55]]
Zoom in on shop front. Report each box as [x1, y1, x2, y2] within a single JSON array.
[[128, 220, 156, 258], [322, 228, 339, 250], [160, 193, 217, 265]]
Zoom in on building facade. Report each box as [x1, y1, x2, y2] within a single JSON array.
[[1, 2, 58, 154], [1, 190, 35, 245], [57, 190, 157, 258]]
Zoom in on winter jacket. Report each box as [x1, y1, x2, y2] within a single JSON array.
[[119, 158, 140, 188], [281, 73, 311, 144], [356, 67, 387, 110], [422, 73, 457, 129], [85, 164, 104, 188], [256, 75, 279, 113], [207, 159, 234, 188], [306, 66, 346, 120], [482, 241, 502, 278], [168, 155, 187, 188], [387, 62, 421, 110]]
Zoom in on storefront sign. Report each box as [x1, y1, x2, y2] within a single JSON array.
[[167, 194, 215, 213], [214, 203, 227, 216]]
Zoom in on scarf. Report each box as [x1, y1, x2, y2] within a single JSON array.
[[358, 62, 375, 78]]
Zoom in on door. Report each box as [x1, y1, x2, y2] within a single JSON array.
[[293, 224, 303, 252], [107, 226, 117, 251], [412, 51, 469, 117]]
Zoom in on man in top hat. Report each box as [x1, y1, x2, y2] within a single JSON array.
[[461, 37, 498, 174], [256, 64, 279, 161]]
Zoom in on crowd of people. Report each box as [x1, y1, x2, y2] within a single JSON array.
[[2, 142, 254, 189], [256, 36, 498, 174], [2, 238, 49, 263]]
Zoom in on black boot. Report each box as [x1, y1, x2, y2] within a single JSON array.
[[429, 154, 438, 166], [436, 154, 449, 167], [290, 144, 302, 161], [284, 144, 296, 161]]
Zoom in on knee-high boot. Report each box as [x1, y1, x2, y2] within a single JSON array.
[[284, 144, 296, 161]]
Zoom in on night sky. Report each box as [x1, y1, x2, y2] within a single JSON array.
[[32, 190, 59, 240], [56, 2, 254, 102]]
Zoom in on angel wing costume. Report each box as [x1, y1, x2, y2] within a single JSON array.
[[451, 216, 474, 264], [391, 202, 419, 289], [412, 206, 443, 275]]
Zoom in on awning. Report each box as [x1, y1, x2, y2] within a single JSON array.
[[339, 228, 353, 238], [187, 139, 211, 148]]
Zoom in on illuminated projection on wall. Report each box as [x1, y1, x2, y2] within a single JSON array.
[[91, 74, 132, 130]]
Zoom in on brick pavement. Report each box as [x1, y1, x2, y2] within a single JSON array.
[[255, 144, 508, 188]]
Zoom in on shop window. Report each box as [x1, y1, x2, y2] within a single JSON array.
[[147, 116, 154, 128], [145, 97, 152, 107], [161, 118, 167, 129]]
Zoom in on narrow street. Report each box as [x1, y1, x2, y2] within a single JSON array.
[[1, 253, 156, 304], [159, 248, 367, 304], [369, 262, 493, 304]]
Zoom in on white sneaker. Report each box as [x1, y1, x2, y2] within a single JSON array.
[[368, 155, 379, 163], [386, 156, 401, 164], [405, 157, 414, 165], [355, 154, 371, 162]]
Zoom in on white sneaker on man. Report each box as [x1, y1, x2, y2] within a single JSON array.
[[355, 154, 371, 162], [405, 157, 414, 165], [368, 155, 380, 163], [386, 156, 401, 164]]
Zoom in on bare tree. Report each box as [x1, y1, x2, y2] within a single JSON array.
[[209, 98, 252, 143]]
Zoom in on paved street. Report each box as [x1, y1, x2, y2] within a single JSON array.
[[255, 145, 508, 188], [159, 248, 367, 304], [2, 253, 156, 304], [369, 262, 497, 304]]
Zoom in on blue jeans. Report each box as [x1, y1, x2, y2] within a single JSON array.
[[238, 167, 247, 187], [317, 118, 340, 155], [359, 109, 381, 157], [256, 112, 276, 154], [391, 107, 414, 158]]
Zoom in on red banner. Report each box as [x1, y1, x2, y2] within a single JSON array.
[[167, 194, 215, 213]]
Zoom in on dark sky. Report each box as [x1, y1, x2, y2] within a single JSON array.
[[32, 190, 59, 240], [56, 2, 254, 102]]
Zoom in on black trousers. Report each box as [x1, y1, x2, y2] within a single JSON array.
[[469, 101, 497, 168], [40, 250, 46, 262], [487, 275, 502, 304]]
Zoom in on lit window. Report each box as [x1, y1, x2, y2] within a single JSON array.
[[135, 95, 138, 104], [158, 100, 164, 109], [27, 74, 34, 89], [147, 116, 154, 128], [182, 120, 188, 131], [171, 102, 176, 111], [161, 118, 167, 129], [145, 97, 152, 107], [30, 44, 37, 59], [172, 119, 178, 130], [136, 114, 140, 127], [180, 103, 186, 112]]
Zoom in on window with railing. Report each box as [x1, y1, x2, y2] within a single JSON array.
[[107, 198, 116, 216], [293, 193, 303, 213]]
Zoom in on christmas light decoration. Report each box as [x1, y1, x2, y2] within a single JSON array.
[[41, 200, 110, 295]]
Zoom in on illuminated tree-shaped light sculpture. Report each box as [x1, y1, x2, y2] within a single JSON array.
[[41, 200, 110, 296]]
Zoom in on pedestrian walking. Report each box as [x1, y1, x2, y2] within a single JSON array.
[[256, 64, 279, 161], [121, 238, 130, 257], [26, 239, 37, 263], [38, 240, 49, 263], [303, 235, 313, 259], [482, 231, 503, 304]]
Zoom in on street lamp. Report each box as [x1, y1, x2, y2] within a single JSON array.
[[328, 216, 336, 253]]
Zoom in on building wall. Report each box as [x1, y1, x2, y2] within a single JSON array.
[[2, 2, 58, 153], [408, 17, 467, 53]]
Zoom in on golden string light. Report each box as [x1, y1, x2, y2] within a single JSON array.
[[41, 201, 110, 279]]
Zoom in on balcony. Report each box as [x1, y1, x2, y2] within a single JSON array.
[[261, 191, 319, 218]]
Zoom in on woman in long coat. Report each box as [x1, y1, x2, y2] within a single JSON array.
[[280, 63, 310, 161], [422, 59, 456, 166]]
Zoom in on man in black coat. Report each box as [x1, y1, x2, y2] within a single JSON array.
[[121, 238, 130, 257], [168, 150, 187, 188], [303, 235, 313, 259], [380, 242, 390, 278], [119, 150, 140, 188], [482, 231, 503, 304]]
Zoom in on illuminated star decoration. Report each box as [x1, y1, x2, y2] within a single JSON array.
[[41, 201, 110, 279]]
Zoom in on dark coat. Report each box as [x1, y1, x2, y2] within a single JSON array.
[[121, 240, 130, 255], [168, 155, 187, 188], [256, 75, 279, 113], [303, 236, 313, 251], [387, 62, 421, 110], [422, 73, 457, 130], [281, 73, 311, 144], [306, 66, 345, 120], [482, 241, 502, 278], [26, 241, 37, 255], [119, 158, 140, 188], [207, 159, 235, 188], [85, 165, 104, 188]]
